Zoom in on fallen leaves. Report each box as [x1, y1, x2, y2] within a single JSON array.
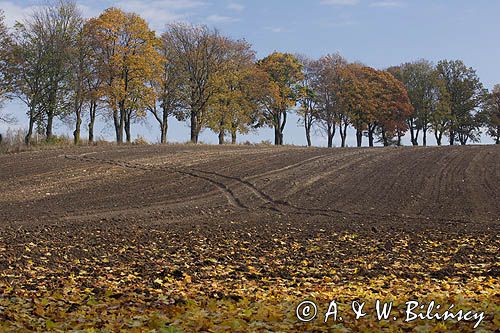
[[0, 213, 498, 332]]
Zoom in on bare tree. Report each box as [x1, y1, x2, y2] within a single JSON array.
[[312, 54, 347, 148]]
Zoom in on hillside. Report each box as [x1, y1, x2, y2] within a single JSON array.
[[0, 145, 498, 331]]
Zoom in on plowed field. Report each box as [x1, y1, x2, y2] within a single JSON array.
[[0, 145, 498, 332]]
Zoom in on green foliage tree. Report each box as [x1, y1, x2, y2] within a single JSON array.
[[388, 60, 444, 146], [436, 60, 486, 145], [0, 10, 13, 124], [296, 55, 319, 147], [257, 52, 303, 145], [10, 14, 50, 144], [482, 85, 500, 144]]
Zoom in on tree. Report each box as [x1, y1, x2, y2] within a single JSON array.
[[206, 38, 259, 145], [482, 85, 500, 144], [310, 54, 347, 148], [336, 63, 368, 147], [388, 60, 442, 146], [65, 20, 97, 145], [257, 52, 303, 145], [436, 60, 485, 145], [87, 8, 160, 144], [10, 13, 51, 144], [296, 55, 318, 147], [163, 23, 226, 144], [0, 10, 14, 125], [81, 21, 104, 144], [29, 1, 82, 141], [429, 79, 452, 146], [374, 70, 413, 146], [147, 33, 185, 144]]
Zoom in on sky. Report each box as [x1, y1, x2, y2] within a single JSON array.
[[1, 0, 499, 146]]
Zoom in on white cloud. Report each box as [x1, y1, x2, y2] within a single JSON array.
[[0, 1, 38, 27], [370, 1, 404, 7], [117, 0, 208, 29], [0, 0, 208, 30], [320, 0, 359, 5], [206, 14, 239, 23], [227, 3, 245, 12], [265, 26, 291, 33]]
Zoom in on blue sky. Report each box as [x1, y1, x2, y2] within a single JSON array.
[[1, 0, 499, 146]]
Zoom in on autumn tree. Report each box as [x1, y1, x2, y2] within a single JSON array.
[[257, 52, 303, 145], [163, 23, 226, 143], [206, 38, 259, 144], [436, 60, 485, 145], [87, 8, 160, 144], [374, 71, 413, 146], [146, 33, 185, 144], [482, 84, 500, 144], [63, 18, 99, 145]]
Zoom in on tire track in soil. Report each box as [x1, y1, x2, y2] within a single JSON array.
[[64, 152, 481, 224], [65, 154, 247, 210]]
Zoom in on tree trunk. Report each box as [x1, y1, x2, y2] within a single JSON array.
[[449, 128, 455, 145], [339, 121, 348, 148], [160, 122, 168, 144], [218, 127, 224, 145], [408, 119, 417, 146], [413, 129, 420, 146], [25, 106, 36, 145], [274, 125, 281, 145], [113, 108, 120, 143], [118, 108, 125, 144], [305, 124, 312, 147], [125, 112, 131, 143], [435, 131, 442, 146], [327, 123, 335, 148], [88, 101, 96, 144], [73, 110, 81, 145], [46, 110, 54, 142], [356, 129, 363, 147], [368, 126, 375, 147], [304, 115, 312, 147], [190, 111, 198, 143], [382, 129, 389, 147], [422, 129, 427, 147]]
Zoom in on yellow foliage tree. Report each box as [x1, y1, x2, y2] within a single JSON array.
[[86, 8, 161, 143], [257, 52, 303, 145], [207, 38, 262, 144]]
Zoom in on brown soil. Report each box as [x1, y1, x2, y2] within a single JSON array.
[[0, 145, 498, 330]]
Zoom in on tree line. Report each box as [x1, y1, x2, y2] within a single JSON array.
[[0, 1, 499, 146]]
